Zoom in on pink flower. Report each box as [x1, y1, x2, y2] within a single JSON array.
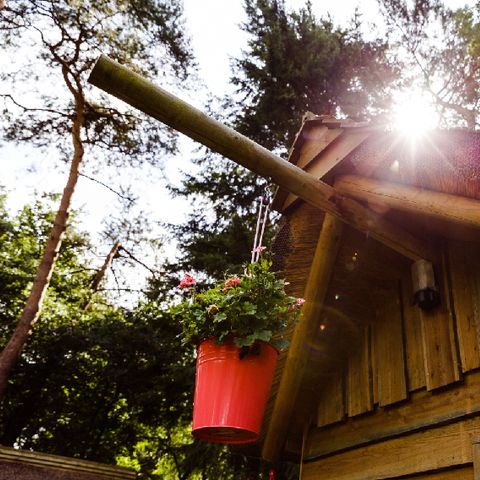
[[252, 245, 267, 254], [296, 297, 305, 306], [224, 275, 241, 287], [178, 273, 196, 289], [284, 281, 290, 286]]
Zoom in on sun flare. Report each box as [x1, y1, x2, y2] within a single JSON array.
[[392, 91, 439, 137]]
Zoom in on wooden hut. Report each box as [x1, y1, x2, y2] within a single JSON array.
[[261, 114, 480, 479], [88, 56, 480, 479]]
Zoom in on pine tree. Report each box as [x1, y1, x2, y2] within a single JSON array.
[[0, 0, 194, 399]]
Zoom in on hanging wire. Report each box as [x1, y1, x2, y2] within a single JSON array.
[[251, 194, 271, 264]]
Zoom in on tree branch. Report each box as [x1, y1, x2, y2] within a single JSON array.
[[78, 172, 136, 204], [118, 246, 159, 277], [1, 94, 67, 117]]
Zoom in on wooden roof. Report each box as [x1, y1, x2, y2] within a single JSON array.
[[273, 115, 480, 241], [0, 446, 135, 479], [272, 114, 378, 212]]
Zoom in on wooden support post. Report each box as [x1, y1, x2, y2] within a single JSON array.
[[261, 213, 344, 462], [88, 55, 433, 262], [335, 174, 480, 229]]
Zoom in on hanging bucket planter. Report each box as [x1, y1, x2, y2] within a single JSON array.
[[192, 338, 279, 444]]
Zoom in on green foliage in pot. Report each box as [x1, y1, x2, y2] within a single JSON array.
[[170, 256, 304, 350]]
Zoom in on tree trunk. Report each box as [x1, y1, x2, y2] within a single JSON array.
[[0, 99, 85, 400], [82, 241, 122, 310]]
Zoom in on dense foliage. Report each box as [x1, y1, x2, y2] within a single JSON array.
[[0, 0, 196, 402], [0, 194, 277, 479], [0, 0, 194, 162], [172, 258, 301, 349], [234, 0, 399, 151]]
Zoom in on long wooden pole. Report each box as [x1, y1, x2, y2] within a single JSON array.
[[335, 174, 480, 229], [88, 55, 432, 262], [262, 213, 344, 462]]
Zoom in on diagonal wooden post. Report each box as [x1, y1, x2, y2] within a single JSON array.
[[262, 213, 344, 462], [88, 55, 433, 262]]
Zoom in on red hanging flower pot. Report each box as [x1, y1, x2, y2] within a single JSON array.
[[192, 338, 278, 444]]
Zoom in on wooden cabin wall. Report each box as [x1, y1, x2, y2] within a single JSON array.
[[301, 235, 480, 480]]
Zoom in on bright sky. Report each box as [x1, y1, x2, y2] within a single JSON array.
[[184, 0, 472, 94]]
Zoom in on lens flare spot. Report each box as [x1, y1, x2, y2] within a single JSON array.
[[392, 90, 439, 137]]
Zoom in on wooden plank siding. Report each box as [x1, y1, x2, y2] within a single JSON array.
[[308, 369, 480, 459], [401, 270, 426, 391], [420, 252, 461, 390], [302, 238, 480, 478], [473, 438, 480, 480], [372, 285, 407, 407], [448, 241, 480, 372], [273, 201, 480, 471], [409, 467, 474, 480], [317, 369, 346, 427], [347, 325, 373, 417], [313, 240, 480, 428]]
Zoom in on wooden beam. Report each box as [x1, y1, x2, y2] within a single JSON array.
[[261, 213, 343, 462], [303, 416, 480, 480], [414, 468, 473, 480], [88, 55, 433, 262], [335, 174, 480, 229]]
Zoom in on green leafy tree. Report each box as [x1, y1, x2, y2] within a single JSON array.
[[0, 194, 282, 479], [234, 0, 398, 151], [0, 0, 194, 397], [0, 196, 194, 479]]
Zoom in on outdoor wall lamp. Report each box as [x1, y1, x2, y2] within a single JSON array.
[[411, 259, 441, 311]]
